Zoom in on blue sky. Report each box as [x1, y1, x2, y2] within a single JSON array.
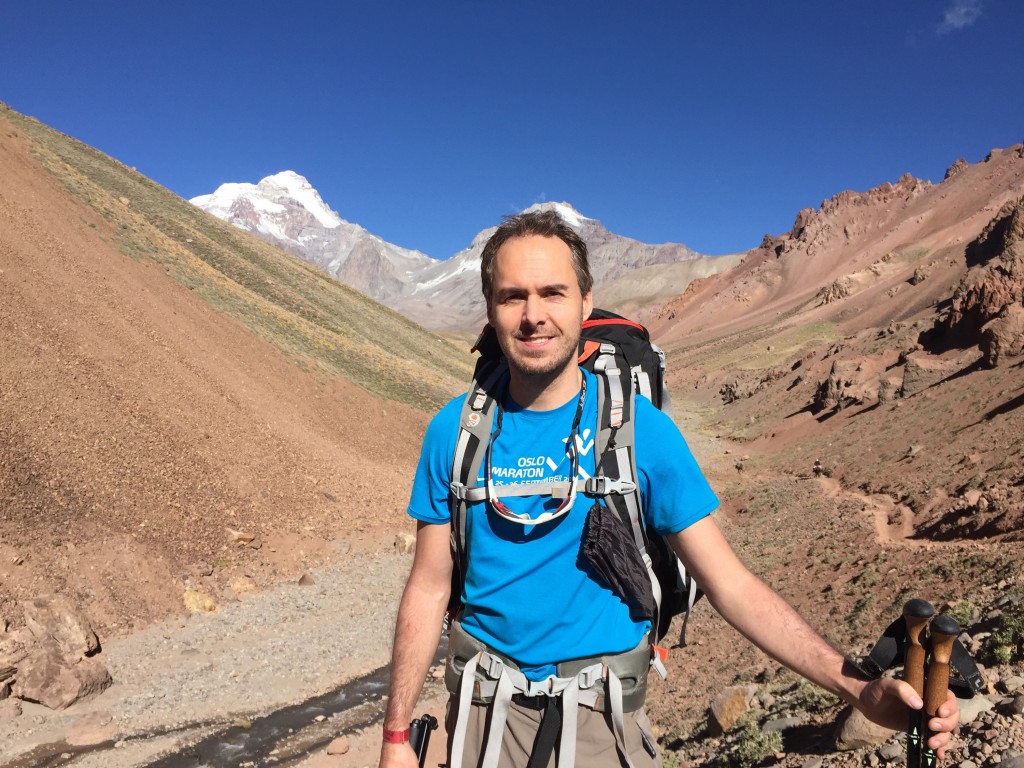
[[2, 1, 1021, 259]]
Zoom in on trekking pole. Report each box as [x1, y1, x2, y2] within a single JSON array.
[[409, 713, 438, 768], [921, 615, 960, 768], [903, 598, 934, 768]]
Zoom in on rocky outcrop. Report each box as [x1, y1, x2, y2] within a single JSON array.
[[944, 158, 969, 180], [812, 359, 882, 411], [924, 196, 1024, 365], [719, 367, 789, 404], [1, 595, 111, 711]]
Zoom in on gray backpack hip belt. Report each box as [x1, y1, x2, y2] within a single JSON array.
[[445, 620, 652, 768]]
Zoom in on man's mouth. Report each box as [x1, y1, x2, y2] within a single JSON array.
[[517, 336, 554, 349]]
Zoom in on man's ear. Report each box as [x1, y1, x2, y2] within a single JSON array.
[[582, 290, 594, 319]]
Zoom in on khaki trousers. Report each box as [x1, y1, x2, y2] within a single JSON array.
[[445, 695, 662, 768]]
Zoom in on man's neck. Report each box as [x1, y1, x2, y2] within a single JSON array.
[[507, 366, 583, 411]]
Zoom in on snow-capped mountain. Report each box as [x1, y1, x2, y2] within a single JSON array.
[[191, 174, 712, 331], [191, 172, 437, 302]]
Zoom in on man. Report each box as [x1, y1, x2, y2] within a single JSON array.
[[379, 211, 959, 768]]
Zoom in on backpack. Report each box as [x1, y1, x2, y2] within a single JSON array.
[[447, 308, 702, 657]]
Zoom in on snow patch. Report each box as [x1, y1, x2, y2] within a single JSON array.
[[191, 172, 342, 230], [523, 201, 589, 229]]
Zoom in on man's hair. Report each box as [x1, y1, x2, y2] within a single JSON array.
[[480, 209, 593, 305]]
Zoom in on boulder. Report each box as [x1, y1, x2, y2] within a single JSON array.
[[22, 595, 100, 659], [834, 706, 896, 751], [11, 644, 111, 710], [900, 353, 959, 397], [979, 303, 1024, 367]]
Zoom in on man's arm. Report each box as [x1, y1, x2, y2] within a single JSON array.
[[380, 520, 453, 768], [668, 516, 959, 758]]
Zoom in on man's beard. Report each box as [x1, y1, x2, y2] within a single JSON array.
[[502, 329, 581, 383]]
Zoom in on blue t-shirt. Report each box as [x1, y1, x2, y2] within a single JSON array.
[[408, 368, 718, 679]]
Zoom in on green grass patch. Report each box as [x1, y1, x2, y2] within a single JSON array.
[[3, 103, 473, 411]]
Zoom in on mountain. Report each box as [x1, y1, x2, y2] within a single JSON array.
[[192, 181, 730, 331], [191, 171, 438, 304]]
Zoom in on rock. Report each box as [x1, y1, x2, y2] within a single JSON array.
[[226, 527, 256, 544], [11, 645, 112, 710], [997, 695, 1024, 716], [0, 627, 32, 669], [66, 710, 117, 746], [22, 594, 100, 659], [1001, 756, 1024, 768], [326, 736, 350, 755], [763, 716, 802, 733], [998, 676, 1024, 694], [0, 698, 21, 719], [877, 376, 902, 404], [183, 589, 217, 613], [879, 742, 903, 762], [957, 694, 995, 724], [924, 195, 1024, 358], [230, 576, 258, 596], [835, 706, 897, 751], [945, 159, 969, 180], [900, 352, 959, 397], [395, 533, 416, 555], [708, 684, 758, 735], [298, 573, 316, 586], [980, 304, 1024, 367]]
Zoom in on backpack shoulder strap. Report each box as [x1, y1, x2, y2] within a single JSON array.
[[447, 329, 505, 617]]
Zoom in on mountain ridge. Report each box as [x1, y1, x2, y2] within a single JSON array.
[[191, 176, 724, 331]]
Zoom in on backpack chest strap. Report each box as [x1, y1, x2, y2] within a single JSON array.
[[449, 476, 637, 502]]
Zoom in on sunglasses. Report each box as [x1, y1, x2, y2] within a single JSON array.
[[484, 377, 587, 526]]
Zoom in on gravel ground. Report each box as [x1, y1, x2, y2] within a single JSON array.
[[0, 547, 413, 767]]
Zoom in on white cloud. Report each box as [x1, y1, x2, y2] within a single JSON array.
[[938, 0, 983, 33]]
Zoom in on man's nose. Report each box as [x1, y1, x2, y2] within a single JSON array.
[[522, 294, 545, 326]]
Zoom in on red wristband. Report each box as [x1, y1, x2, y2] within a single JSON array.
[[383, 726, 411, 744]]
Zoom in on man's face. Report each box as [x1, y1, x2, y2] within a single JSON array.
[[487, 234, 593, 382]]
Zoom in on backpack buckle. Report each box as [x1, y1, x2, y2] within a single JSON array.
[[586, 477, 637, 495], [470, 389, 488, 412]]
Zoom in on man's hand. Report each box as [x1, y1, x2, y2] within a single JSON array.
[[858, 676, 961, 760], [379, 740, 420, 768]]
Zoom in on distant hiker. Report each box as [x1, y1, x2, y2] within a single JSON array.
[[813, 458, 824, 476], [378, 211, 959, 768]]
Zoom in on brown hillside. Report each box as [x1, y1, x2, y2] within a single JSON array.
[[0, 109, 454, 635]]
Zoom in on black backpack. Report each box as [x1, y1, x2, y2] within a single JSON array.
[[447, 308, 701, 650]]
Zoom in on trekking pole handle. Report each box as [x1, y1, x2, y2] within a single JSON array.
[[903, 599, 934, 768], [924, 615, 959, 716], [903, 599, 934, 697], [409, 713, 438, 768]]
